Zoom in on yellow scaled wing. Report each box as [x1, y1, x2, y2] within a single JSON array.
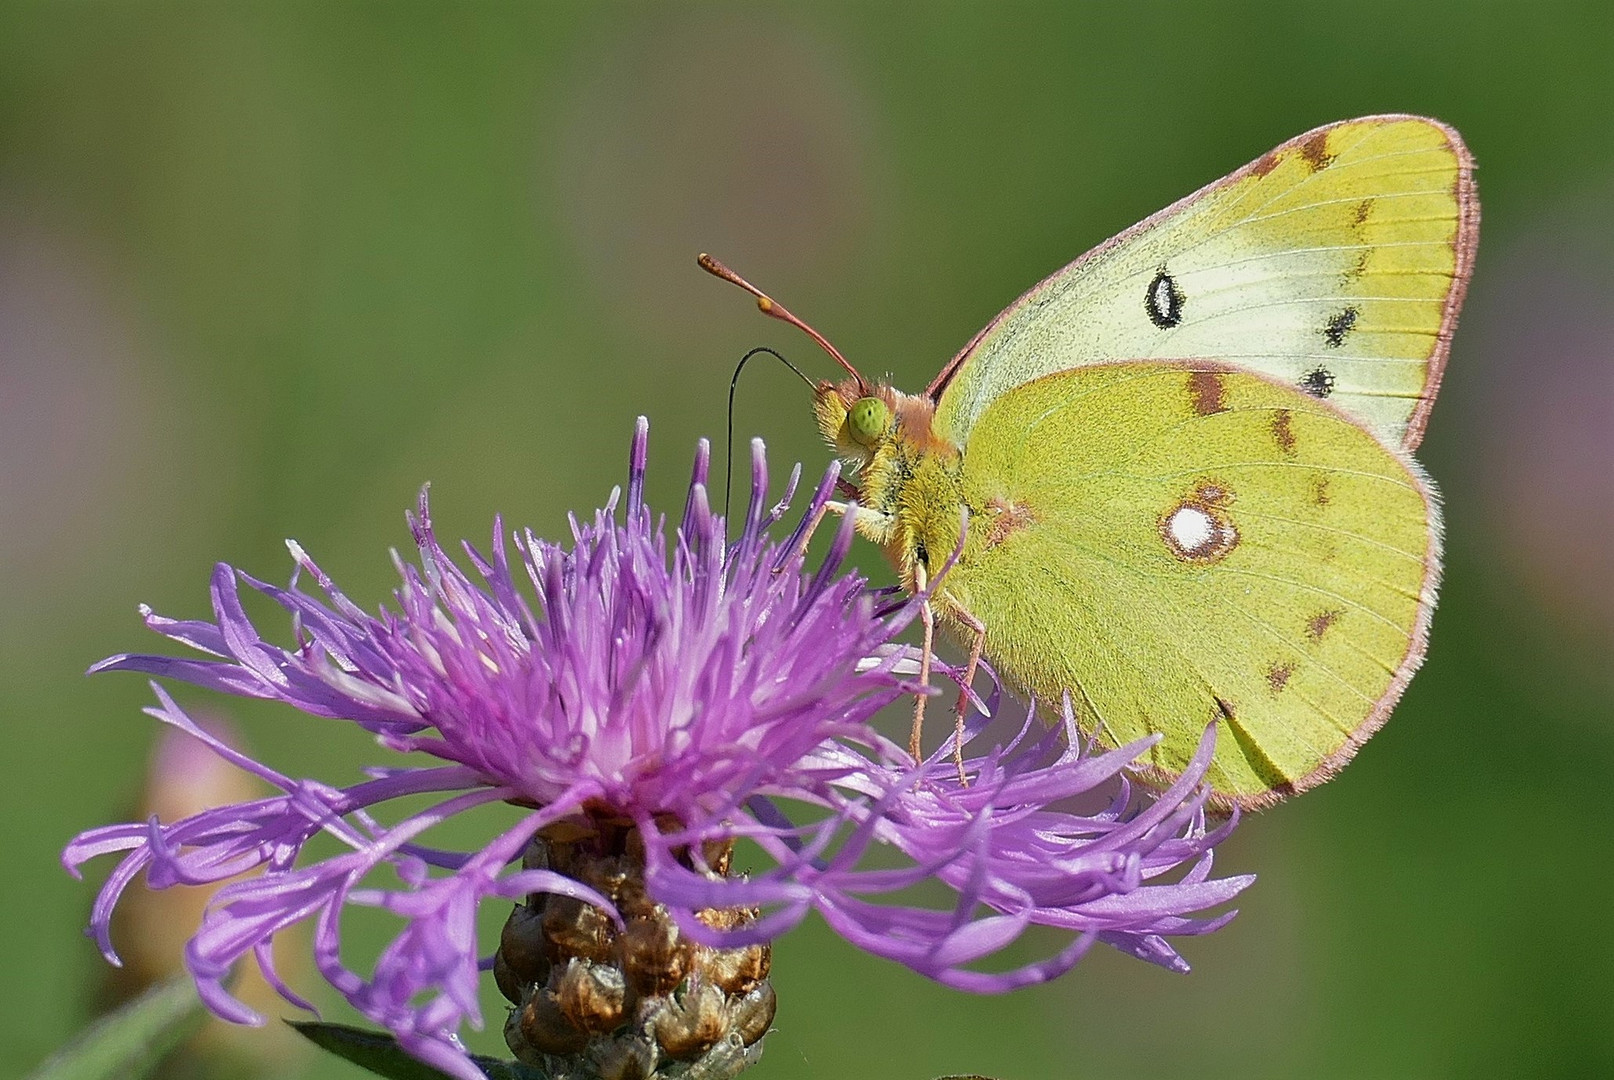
[[930, 116, 1478, 452], [920, 362, 1440, 809]]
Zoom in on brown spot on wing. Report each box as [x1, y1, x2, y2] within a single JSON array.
[[1306, 609, 1341, 642], [1343, 199, 1376, 282], [1347, 247, 1373, 283], [1266, 661, 1295, 692], [1251, 150, 1281, 178], [983, 497, 1039, 549], [1272, 409, 1296, 457], [1188, 370, 1226, 416], [1299, 131, 1335, 173], [1193, 480, 1234, 507], [1310, 475, 1332, 506]]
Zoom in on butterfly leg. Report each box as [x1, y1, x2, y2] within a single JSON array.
[[779, 494, 890, 571], [944, 597, 987, 783], [909, 589, 936, 765], [777, 498, 851, 571]]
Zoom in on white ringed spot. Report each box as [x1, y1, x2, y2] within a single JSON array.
[[1169, 505, 1216, 553], [1159, 487, 1239, 564]]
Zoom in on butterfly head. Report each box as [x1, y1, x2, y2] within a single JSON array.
[[815, 377, 907, 468], [813, 377, 888, 466], [814, 377, 956, 469]]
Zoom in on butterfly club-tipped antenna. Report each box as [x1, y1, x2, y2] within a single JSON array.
[[697, 253, 871, 395]]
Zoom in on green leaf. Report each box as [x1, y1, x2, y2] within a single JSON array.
[[25, 974, 206, 1080], [289, 1022, 551, 1080]]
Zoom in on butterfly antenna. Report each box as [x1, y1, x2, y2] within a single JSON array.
[[725, 346, 813, 522], [698, 253, 870, 393]]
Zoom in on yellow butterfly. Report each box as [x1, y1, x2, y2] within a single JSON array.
[[702, 115, 1478, 810]]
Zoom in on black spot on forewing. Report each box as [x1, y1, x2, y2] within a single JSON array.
[[1301, 366, 1335, 398], [1323, 306, 1359, 348], [1145, 269, 1184, 329]]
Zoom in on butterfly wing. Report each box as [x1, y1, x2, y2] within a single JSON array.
[[938, 361, 1439, 808], [929, 115, 1478, 452]]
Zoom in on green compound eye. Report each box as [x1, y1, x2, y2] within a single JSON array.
[[847, 396, 890, 447]]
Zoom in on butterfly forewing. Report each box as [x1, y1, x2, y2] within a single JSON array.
[[930, 115, 1477, 452]]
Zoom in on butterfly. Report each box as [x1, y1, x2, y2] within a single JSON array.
[[701, 114, 1478, 809]]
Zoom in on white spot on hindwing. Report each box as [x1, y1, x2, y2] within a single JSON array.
[[1159, 482, 1239, 563], [1168, 505, 1215, 552]]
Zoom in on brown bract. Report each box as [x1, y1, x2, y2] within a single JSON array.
[[498, 818, 774, 1075]]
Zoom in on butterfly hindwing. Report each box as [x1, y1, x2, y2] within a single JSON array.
[[935, 362, 1439, 808], [930, 115, 1478, 452]]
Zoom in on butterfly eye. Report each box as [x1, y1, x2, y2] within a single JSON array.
[[846, 396, 890, 447]]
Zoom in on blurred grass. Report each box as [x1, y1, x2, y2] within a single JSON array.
[[2, 4, 1611, 1078]]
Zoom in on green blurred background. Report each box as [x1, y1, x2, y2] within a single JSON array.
[[5, 4, 1612, 1078]]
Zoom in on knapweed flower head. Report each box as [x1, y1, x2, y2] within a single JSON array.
[[67, 419, 1251, 1080]]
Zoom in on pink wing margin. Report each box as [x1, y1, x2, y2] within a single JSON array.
[[924, 113, 1481, 453]]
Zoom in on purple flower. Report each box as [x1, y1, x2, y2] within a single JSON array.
[[65, 419, 1251, 1080]]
